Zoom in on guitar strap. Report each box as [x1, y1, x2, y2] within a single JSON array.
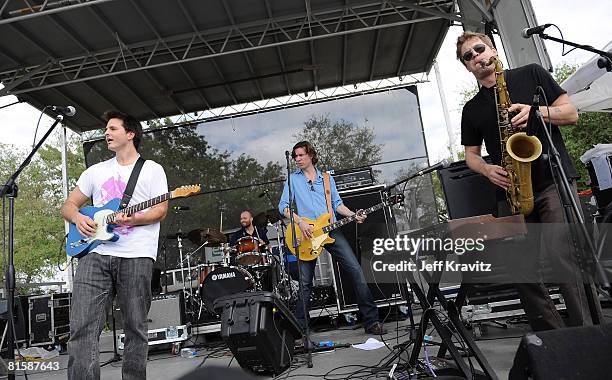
[[323, 171, 335, 223], [120, 156, 146, 210]]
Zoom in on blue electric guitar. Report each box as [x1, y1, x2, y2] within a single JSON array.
[[66, 185, 201, 258]]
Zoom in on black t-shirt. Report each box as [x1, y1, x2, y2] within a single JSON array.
[[461, 63, 578, 193], [229, 226, 269, 246]]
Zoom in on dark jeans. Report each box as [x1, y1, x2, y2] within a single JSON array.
[[294, 230, 379, 329], [513, 182, 600, 331], [68, 253, 153, 380]]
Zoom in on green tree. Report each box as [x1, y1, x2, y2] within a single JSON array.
[[1, 134, 85, 286], [458, 84, 479, 109], [293, 115, 384, 172], [455, 62, 611, 193], [391, 160, 437, 231], [552, 63, 612, 190], [81, 121, 284, 266]]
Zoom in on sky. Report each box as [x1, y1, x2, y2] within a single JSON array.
[[1, 1, 611, 163]]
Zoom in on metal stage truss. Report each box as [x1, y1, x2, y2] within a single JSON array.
[[0, 0, 465, 132]]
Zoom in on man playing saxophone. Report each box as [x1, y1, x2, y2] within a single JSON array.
[[457, 31, 598, 331]]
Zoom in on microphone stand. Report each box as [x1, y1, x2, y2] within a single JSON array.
[[263, 191, 290, 300], [1, 113, 65, 380], [100, 296, 122, 367], [386, 162, 445, 192], [532, 103, 609, 323], [536, 33, 612, 72], [284, 151, 312, 368], [381, 173, 498, 379], [160, 211, 178, 295]]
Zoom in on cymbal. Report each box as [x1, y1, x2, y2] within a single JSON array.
[[187, 227, 228, 246], [253, 209, 282, 227]]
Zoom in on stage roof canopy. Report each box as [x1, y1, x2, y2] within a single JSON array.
[[0, 0, 461, 132], [562, 40, 612, 113]]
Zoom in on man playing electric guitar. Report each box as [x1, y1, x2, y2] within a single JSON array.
[[278, 141, 387, 335], [61, 110, 168, 380]]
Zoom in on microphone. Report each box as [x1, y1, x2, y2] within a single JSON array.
[[526, 94, 540, 136], [521, 24, 552, 38], [415, 159, 451, 176], [258, 190, 269, 198], [50, 105, 76, 117], [173, 206, 190, 211]]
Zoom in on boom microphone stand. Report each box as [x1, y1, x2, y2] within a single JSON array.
[[284, 151, 312, 368], [1, 113, 65, 380], [530, 95, 610, 322], [533, 32, 612, 72]]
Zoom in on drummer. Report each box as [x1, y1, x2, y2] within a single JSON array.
[[229, 210, 270, 247]]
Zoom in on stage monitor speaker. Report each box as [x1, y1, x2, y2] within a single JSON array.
[[214, 291, 301, 375], [336, 185, 407, 312], [437, 158, 497, 219], [509, 323, 612, 380], [586, 155, 612, 210]]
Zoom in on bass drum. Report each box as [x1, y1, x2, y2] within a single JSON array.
[[199, 266, 254, 313]]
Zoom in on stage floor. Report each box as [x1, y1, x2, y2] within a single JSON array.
[[20, 306, 558, 380]]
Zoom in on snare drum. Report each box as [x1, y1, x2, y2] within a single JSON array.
[[199, 266, 254, 312]]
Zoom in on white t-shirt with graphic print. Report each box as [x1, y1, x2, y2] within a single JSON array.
[[76, 156, 168, 260]]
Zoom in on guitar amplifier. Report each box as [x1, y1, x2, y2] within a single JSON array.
[[113, 292, 185, 331], [332, 167, 374, 191], [336, 185, 407, 312], [148, 292, 185, 330], [116, 292, 188, 349]]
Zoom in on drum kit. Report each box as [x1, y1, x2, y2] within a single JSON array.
[[172, 209, 295, 321]]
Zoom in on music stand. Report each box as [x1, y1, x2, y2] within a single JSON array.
[[382, 166, 499, 379], [379, 222, 499, 379]]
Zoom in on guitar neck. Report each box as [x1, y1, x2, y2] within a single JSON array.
[[322, 202, 386, 234], [105, 192, 172, 223]]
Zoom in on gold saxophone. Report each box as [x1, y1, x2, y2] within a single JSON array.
[[485, 56, 542, 216]]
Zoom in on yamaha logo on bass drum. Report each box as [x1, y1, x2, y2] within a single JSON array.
[[211, 272, 237, 281]]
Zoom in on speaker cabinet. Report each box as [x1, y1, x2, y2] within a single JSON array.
[[148, 293, 185, 330], [510, 323, 612, 380], [0, 296, 29, 354], [336, 185, 406, 312], [437, 159, 522, 313], [437, 158, 497, 219], [214, 292, 301, 375], [586, 155, 612, 210]]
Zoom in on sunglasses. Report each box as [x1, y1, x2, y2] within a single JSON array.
[[462, 43, 486, 62]]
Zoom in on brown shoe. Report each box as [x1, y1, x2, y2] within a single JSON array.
[[365, 322, 387, 335]]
